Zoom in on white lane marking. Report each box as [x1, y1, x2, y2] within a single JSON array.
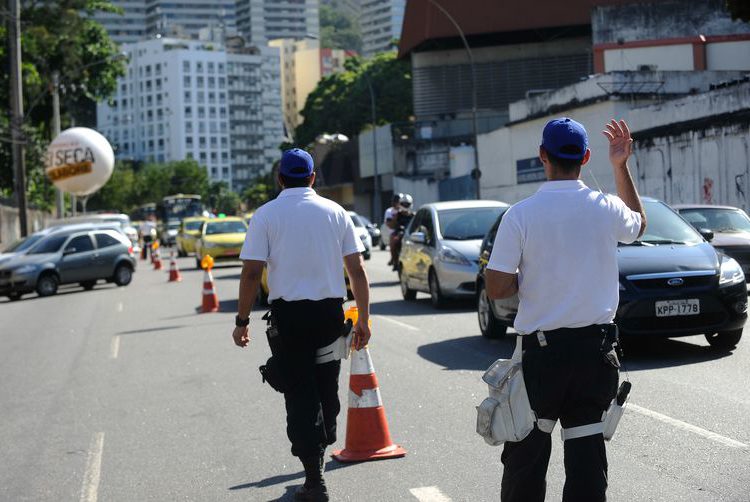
[[410, 486, 452, 502], [628, 403, 748, 449], [376, 315, 420, 332], [110, 336, 120, 360], [80, 432, 105, 502], [116, 302, 123, 313]]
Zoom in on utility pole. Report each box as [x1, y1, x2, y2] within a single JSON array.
[[365, 75, 381, 224], [8, 0, 28, 236], [51, 71, 64, 218]]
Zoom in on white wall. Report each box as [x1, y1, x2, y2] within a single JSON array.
[[359, 124, 394, 178], [603, 44, 694, 71], [393, 176, 439, 207], [707, 40, 750, 70]]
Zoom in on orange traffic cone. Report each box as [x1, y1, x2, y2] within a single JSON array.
[[152, 245, 163, 271], [332, 345, 406, 462], [200, 256, 219, 313], [167, 250, 182, 282]]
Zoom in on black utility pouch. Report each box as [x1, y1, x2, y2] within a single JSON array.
[[258, 310, 288, 393], [601, 324, 624, 369]]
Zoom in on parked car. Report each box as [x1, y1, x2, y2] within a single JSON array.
[[1, 222, 126, 263], [194, 217, 248, 269], [674, 204, 750, 281], [347, 211, 372, 260], [176, 216, 208, 257], [48, 213, 139, 251], [399, 200, 509, 308], [0, 227, 136, 301], [476, 198, 747, 350]]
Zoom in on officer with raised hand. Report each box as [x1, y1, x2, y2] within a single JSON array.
[[485, 118, 646, 502], [232, 148, 371, 502]]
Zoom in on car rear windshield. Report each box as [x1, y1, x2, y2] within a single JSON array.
[[349, 214, 364, 227], [635, 202, 702, 245], [680, 208, 750, 233], [29, 234, 68, 254], [438, 207, 505, 240], [205, 221, 247, 235], [185, 221, 203, 231]]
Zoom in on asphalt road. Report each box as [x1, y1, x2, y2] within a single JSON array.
[[1, 249, 749, 501]]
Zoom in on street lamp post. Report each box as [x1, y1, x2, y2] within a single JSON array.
[[364, 74, 381, 224], [425, 0, 481, 199], [51, 71, 64, 218], [8, 0, 28, 236]]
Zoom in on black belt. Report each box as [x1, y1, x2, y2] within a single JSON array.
[[520, 324, 614, 350]]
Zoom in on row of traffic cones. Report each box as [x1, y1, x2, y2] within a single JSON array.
[[148, 248, 404, 462]]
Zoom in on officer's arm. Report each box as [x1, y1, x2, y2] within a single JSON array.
[[237, 259, 265, 320], [485, 269, 518, 300], [344, 252, 371, 349]]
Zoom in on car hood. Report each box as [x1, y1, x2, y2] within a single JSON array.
[[617, 242, 719, 277], [443, 239, 483, 261], [710, 232, 750, 247], [203, 233, 246, 244], [0, 252, 57, 270]]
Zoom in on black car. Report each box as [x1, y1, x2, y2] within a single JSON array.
[[476, 198, 747, 350]]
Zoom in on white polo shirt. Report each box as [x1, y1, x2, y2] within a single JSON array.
[[240, 187, 364, 302], [487, 180, 642, 334]]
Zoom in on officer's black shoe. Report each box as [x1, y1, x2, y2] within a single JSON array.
[[294, 484, 329, 501]]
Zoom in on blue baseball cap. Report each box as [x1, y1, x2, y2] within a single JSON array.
[[541, 118, 588, 160], [280, 148, 314, 178]]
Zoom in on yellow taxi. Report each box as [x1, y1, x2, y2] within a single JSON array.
[[194, 217, 248, 269], [176, 216, 207, 256], [258, 266, 353, 305]]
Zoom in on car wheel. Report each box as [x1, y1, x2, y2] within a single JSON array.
[[429, 269, 448, 309], [7, 292, 23, 301], [36, 273, 59, 297], [399, 265, 417, 301], [80, 280, 97, 291], [478, 285, 508, 338], [113, 264, 133, 286], [705, 329, 742, 350]]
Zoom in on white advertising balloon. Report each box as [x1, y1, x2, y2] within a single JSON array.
[[45, 127, 115, 196]]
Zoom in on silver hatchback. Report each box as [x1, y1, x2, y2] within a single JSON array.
[[398, 200, 509, 308]]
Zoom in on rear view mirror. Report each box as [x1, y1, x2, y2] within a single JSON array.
[[411, 232, 426, 244], [698, 228, 714, 242]]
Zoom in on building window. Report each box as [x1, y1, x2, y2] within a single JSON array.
[[197, 76, 204, 87], [183, 61, 190, 72], [208, 62, 214, 72], [184, 76, 191, 86], [198, 107, 205, 119], [218, 63, 224, 73], [208, 77, 215, 88], [210, 136, 217, 146], [200, 152, 207, 161], [210, 152, 217, 161], [199, 137, 206, 147], [198, 122, 205, 133], [218, 77, 226, 88], [197, 62, 203, 72], [185, 106, 192, 118], [197, 92, 205, 103], [184, 91, 191, 101], [155, 63, 161, 75]]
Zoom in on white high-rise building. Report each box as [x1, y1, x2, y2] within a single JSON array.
[[97, 37, 283, 189], [146, 0, 237, 40], [236, 0, 319, 44], [361, 0, 405, 57], [92, 0, 147, 45]]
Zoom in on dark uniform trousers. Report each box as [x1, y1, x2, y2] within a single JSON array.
[[501, 331, 619, 502], [270, 298, 345, 459]]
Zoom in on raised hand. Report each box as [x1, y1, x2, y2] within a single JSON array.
[[602, 119, 633, 169]]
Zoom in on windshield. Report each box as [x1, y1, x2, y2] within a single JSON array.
[[348, 214, 364, 228], [185, 221, 203, 231], [2, 234, 44, 253], [628, 201, 703, 245], [29, 234, 68, 254], [167, 220, 181, 230], [679, 208, 750, 233], [205, 221, 247, 235], [438, 207, 505, 240]]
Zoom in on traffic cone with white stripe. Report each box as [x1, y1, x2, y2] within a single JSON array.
[[167, 249, 182, 282], [152, 244, 163, 271], [332, 346, 406, 462], [200, 256, 219, 313]]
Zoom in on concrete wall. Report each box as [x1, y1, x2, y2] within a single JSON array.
[[707, 41, 750, 71], [0, 203, 53, 248], [393, 176, 439, 208], [603, 45, 694, 71], [359, 124, 394, 178]]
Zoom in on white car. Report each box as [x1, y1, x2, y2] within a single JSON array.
[[347, 211, 372, 260]]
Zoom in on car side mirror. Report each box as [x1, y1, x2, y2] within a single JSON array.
[[63, 247, 76, 256], [411, 232, 426, 244], [699, 228, 714, 242]]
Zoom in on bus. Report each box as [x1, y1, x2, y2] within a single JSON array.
[[159, 194, 205, 221]]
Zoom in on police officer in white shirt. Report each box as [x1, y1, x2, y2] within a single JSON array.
[[232, 148, 371, 502], [486, 118, 646, 502]]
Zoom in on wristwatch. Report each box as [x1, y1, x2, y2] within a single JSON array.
[[235, 315, 250, 327]]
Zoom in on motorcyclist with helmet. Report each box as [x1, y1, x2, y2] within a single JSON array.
[[387, 193, 415, 271]]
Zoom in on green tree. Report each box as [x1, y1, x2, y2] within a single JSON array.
[[320, 2, 362, 52], [727, 0, 750, 21], [0, 0, 126, 207], [294, 52, 412, 146], [242, 172, 277, 209], [207, 181, 241, 215]]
